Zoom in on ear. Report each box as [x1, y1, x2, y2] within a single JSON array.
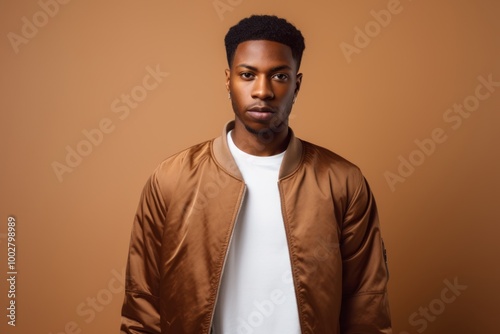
[[294, 73, 303, 98], [225, 69, 231, 92]]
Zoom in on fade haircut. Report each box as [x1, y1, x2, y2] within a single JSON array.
[[224, 15, 306, 71]]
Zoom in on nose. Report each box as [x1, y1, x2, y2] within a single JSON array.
[[251, 75, 274, 100]]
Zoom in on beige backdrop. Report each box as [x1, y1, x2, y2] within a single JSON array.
[[1, 0, 499, 333]]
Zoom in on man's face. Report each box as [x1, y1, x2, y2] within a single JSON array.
[[226, 40, 302, 137]]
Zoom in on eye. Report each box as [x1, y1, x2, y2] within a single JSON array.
[[240, 72, 255, 80], [272, 73, 289, 81]]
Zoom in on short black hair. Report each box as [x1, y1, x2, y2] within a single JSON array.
[[224, 15, 306, 70]]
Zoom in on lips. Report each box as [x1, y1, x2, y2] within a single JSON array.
[[246, 106, 275, 121], [248, 105, 274, 112]]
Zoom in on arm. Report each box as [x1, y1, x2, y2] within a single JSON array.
[[339, 169, 392, 333], [121, 171, 166, 333]]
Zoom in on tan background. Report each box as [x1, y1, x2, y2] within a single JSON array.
[[1, 0, 499, 333]]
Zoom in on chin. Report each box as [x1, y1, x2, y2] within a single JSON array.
[[243, 122, 265, 135]]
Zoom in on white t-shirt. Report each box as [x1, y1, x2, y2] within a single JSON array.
[[212, 131, 301, 334]]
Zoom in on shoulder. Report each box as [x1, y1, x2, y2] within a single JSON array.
[[147, 139, 215, 194], [300, 140, 362, 178], [299, 140, 367, 198], [157, 139, 213, 171]]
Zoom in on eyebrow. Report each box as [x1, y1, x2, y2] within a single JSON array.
[[236, 64, 293, 72]]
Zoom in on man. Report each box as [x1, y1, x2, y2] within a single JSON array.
[[121, 15, 391, 334]]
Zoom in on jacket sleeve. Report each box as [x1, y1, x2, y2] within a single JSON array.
[[121, 171, 166, 333], [339, 169, 392, 333]]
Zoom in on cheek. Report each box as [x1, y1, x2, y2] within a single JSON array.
[[231, 91, 245, 107], [277, 87, 296, 106], [230, 85, 251, 105], [277, 84, 296, 97], [230, 91, 247, 112]]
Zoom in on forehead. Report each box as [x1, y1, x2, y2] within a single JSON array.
[[232, 40, 296, 70]]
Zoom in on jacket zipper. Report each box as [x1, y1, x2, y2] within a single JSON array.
[[208, 185, 247, 333], [277, 181, 305, 333]]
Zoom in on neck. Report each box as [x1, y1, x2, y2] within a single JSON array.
[[231, 121, 290, 156]]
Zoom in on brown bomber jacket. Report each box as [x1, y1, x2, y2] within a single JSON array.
[[121, 121, 392, 334]]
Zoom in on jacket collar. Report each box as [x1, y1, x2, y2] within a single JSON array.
[[212, 121, 304, 180]]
